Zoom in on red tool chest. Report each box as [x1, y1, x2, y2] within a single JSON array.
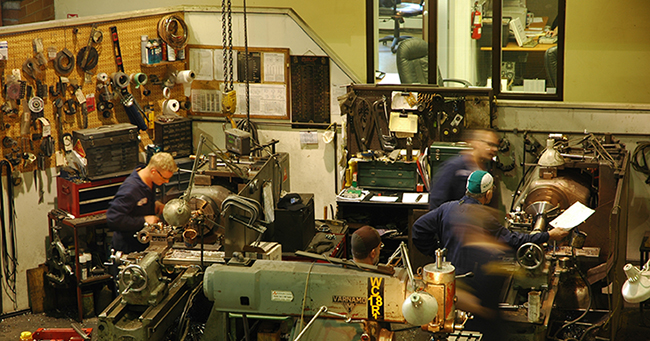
[[57, 175, 127, 217]]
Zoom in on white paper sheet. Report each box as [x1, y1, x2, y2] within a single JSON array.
[[189, 48, 214, 80], [369, 195, 399, 202], [549, 201, 595, 230], [402, 193, 428, 204]]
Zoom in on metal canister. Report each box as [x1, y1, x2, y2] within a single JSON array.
[[209, 153, 218, 170], [422, 254, 456, 333]]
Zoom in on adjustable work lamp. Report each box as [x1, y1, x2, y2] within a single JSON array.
[[622, 262, 650, 303]]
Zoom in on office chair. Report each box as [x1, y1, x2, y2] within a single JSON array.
[[396, 37, 472, 86], [545, 46, 558, 88], [379, 0, 424, 53]]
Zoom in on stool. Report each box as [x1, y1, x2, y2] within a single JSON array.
[[639, 231, 650, 326]]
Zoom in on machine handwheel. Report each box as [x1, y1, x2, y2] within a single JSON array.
[[119, 264, 148, 292], [516, 243, 544, 270]]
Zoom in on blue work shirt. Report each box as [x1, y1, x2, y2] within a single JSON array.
[[428, 155, 474, 210], [412, 196, 550, 271], [107, 167, 154, 253]]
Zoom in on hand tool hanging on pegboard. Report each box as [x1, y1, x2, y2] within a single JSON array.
[[2, 136, 21, 167], [77, 24, 102, 84], [33, 117, 53, 203], [71, 82, 88, 128], [53, 48, 75, 76], [21, 85, 37, 168], [96, 72, 114, 118], [53, 98, 65, 150], [109, 26, 148, 131]]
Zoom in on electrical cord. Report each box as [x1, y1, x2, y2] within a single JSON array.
[[298, 262, 316, 334], [177, 280, 204, 341], [631, 142, 650, 183], [158, 14, 189, 50], [552, 266, 593, 340], [0, 160, 17, 310]]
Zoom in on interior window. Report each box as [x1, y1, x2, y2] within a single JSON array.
[[368, 0, 565, 99], [494, 0, 562, 97]]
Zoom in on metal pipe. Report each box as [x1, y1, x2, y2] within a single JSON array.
[[400, 242, 415, 289], [182, 134, 205, 201], [293, 306, 327, 341]]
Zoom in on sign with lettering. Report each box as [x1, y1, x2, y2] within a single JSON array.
[[367, 277, 384, 320]]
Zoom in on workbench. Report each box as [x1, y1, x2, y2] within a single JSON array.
[[336, 190, 433, 269]]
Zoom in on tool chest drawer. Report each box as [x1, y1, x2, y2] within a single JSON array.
[[57, 175, 127, 217], [73, 123, 139, 179], [357, 160, 418, 191], [154, 117, 193, 158]]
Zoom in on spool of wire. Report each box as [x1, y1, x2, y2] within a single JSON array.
[[157, 14, 189, 49]]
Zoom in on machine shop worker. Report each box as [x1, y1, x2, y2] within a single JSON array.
[[428, 129, 499, 210], [413, 171, 568, 340], [351, 225, 383, 266], [107, 152, 178, 254], [414, 170, 568, 271]]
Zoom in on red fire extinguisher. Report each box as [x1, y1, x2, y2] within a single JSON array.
[[471, 2, 482, 39]]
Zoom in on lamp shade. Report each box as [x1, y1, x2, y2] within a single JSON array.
[[621, 263, 650, 303], [401, 292, 438, 326], [538, 139, 565, 167]]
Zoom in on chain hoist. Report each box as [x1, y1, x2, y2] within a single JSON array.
[[221, 0, 237, 128]]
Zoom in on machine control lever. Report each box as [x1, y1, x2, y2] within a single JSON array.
[[456, 271, 474, 279]]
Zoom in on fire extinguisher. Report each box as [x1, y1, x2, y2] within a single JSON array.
[[471, 2, 482, 39]]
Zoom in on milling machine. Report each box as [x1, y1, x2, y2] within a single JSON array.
[[500, 133, 628, 341], [201, 246, 474, 341]]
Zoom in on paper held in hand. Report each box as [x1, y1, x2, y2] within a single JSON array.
[[549, 201, 595, 230]]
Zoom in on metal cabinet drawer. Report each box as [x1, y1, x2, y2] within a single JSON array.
[[357, 160, 418, 191]]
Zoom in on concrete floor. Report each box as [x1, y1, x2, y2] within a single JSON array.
[[1, 306, 647, 340]]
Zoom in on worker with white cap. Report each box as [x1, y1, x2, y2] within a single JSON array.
[[412, 170, 568, 340]]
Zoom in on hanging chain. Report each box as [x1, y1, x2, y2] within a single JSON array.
[[222, 0, 234, 92], [242, 0, 251, 129]]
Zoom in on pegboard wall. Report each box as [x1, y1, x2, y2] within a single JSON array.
[[0, 11, 188, 174]]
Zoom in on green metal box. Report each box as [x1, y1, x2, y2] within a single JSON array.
[[357, 160, 418, 191], [428, 142, 470, 178]]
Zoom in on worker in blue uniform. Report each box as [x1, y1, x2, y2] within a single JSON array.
[[428, 129, 499, 210], [107, 152, 178, 254], [413, 170, 568, 340]]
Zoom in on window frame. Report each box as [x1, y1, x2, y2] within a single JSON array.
[[366, 0, 566, 100]]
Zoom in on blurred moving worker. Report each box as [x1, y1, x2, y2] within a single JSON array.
[[413, 170, 569, 340], [107, 152, 178, 254], [428, 129, 499, 210]]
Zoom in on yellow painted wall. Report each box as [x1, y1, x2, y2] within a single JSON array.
[[54, 0, 368, 81], [54, 0, 650, 102], [564, 0, 650, 103], [241, 0, 367, 82]]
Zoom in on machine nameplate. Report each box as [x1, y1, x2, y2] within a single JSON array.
[[368, 277, 384, 320], [271, 290, 294, 302], [332, 295, 367, 304]]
